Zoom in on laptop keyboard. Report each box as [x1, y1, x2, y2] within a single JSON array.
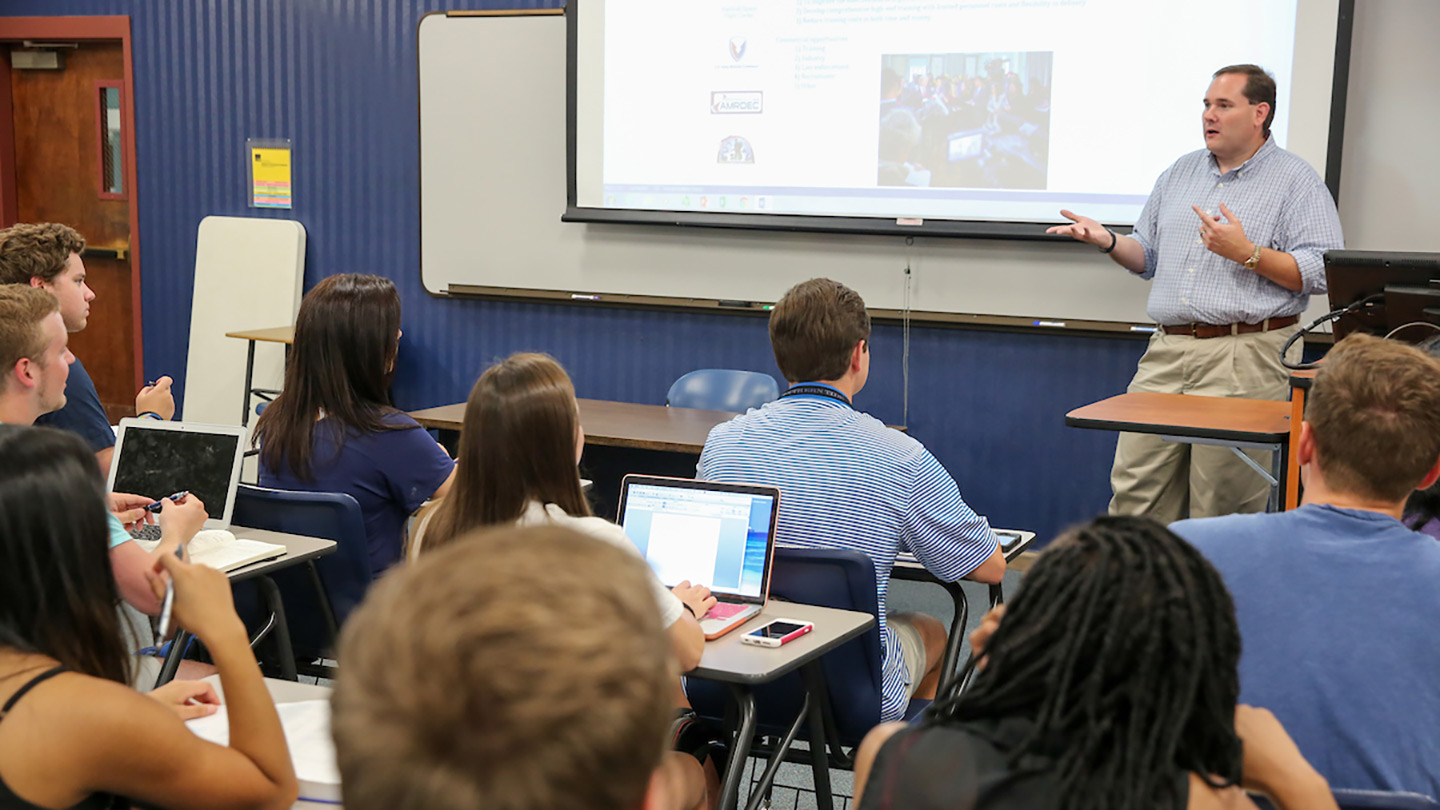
[[129, 524, 163, 542], [705, 602, 750, 620]]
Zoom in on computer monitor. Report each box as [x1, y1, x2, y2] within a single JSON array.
[[1324, 250, 1440, 343]]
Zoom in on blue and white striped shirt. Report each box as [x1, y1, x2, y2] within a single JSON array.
[[696, 386, 997, 722], [1132, 137, 1344, 326]]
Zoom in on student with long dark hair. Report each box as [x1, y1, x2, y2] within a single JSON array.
[[255, 273, 454, 575], [853, 517, 1335, 810], [412, 353, 713, 669], [410, 353, 716, 810], [0, 425, 297, 809]]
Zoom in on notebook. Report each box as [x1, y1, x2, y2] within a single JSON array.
[[186, 700, 340, 803], [134, 529, 286, 574], [107, 418, 248, 530], [618, 475, 780, 640]]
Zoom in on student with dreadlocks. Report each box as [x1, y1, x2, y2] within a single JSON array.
[[852, 516, 1336, 810]]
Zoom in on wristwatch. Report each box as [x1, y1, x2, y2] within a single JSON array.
[[1243, 243, 1263, 271]]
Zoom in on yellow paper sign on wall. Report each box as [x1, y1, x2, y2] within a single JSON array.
[[250, 144, 292, 209]]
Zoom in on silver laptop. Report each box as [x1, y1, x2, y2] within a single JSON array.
[[107, 418, 248, 531], [618, 475, 780, 640]]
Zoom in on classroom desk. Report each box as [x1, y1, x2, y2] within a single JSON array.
[[1286, 369, 1319, 510], [891, 528, 1036, 693], [225, 326, 294, 426], [1065, 392, 1293, 512], [157, 528, 337, 687], [689, 602, 874, 810], [201, 674, 339, 810], [410, 397, 739, 453]]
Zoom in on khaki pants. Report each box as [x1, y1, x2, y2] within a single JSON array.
[[1109, 324, 1301, 523]]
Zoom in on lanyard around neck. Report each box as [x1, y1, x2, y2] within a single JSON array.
[[778, 384, 852, 408]]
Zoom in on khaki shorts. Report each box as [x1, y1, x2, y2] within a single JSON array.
[[889, 613, 927, 699]]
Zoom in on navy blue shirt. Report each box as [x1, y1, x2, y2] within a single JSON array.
[[260, 412, 454, 575], [35, 355, 115, 451], [1174, 504, 1440, 798]]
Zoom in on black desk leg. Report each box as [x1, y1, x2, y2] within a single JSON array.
[[745, 692, 811, 810], [255, 575, 298, 681], [305, 561, 340, 648], [154, 630, 191, 688], [989, 583, 1005, 608], [718, 685, 758, 810], [800, 663, 836, 810], [241, 339, 257, 426]]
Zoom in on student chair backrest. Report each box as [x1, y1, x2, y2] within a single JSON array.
[[687, 546, 886, 745], [1253, 791, 1440, 810], [666, 369, 780, 412], [231, 484, 372, 656], [1333, 790, 1440, 810]]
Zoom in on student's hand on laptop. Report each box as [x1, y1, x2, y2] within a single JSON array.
[[135, 375, 176, 420], [158, 494, 208, 545], [108, 491, 157, 529], [672, 580, 717, 620], [967, 605, 1006, 671]]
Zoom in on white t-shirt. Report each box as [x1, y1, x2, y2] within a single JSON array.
[[411, 500, 684, 628]]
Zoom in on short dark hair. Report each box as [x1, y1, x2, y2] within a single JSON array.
[[769, 278, 871, 383], [1306, 333, 1440, 503], [1213, 64, 1276, 138], [334, 525, 673, 810], [0, 223, 85, 285]]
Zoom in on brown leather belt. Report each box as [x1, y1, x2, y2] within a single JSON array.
[[1160, 315, 1299, 339]]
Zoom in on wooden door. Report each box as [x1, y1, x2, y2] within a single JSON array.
[[4, 38, 138, 421]]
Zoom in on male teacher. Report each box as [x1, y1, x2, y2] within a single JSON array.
[[1048, 64, 1343, 522]]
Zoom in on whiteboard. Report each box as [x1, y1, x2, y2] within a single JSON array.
[[417, 9, 1355, 329], [182, 216, 304, 426]]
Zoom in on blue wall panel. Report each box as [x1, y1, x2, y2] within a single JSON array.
[[2, 0, 1148, 542]]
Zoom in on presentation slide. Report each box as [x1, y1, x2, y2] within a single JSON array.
[[573, 0, 1334, 227]]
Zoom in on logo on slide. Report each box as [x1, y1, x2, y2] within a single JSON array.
[[728, 36, 747, 62], [717, 136, 755, 164], [711, 91, 763, 114]]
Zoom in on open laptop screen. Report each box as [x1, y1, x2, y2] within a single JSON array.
[[619, 479, 776, 599], [110, 423, 244, 525]]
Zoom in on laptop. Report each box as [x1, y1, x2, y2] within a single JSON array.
[[618, 475, 781, 640], [107, 418, 249, 531]]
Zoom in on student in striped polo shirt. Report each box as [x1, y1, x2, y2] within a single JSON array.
[[697, 278, 1005, 722]]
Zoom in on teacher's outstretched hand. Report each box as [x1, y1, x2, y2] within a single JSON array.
[[1046, 209, 1110, 247], [1047, 209, 1146, 273]]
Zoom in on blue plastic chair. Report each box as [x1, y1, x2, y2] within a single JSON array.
[[687, 547, 927, 770], [231, 484, 372, 662], [1254, 789, 1440, 810], [666, 369, 779, 412]]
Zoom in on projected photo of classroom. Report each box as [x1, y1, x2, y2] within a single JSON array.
[[878, 52, 1053, 191]]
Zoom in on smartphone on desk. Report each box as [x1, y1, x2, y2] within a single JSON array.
[[740, 619, 814, 648]]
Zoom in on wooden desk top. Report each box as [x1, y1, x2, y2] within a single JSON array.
[[1065, 392, 1292, 443], [410, 398, 741, 454], [1289, 367, 1319, 391], [225, 325, 295, 344]]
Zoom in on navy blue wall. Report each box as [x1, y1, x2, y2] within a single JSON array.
[[3, 0, 1148, 542]]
